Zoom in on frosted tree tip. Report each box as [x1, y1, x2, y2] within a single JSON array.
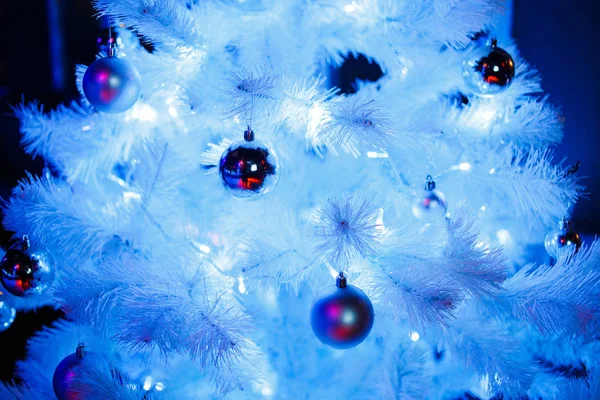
[[317, 93, 393, 154], [313, 196, 381, 266]]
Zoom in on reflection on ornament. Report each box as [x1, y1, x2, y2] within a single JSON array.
[[0, 290, 16, 332], [0, 236, 55, 298], [310, 272, 374, 349], [545, 219, 582, 259], [463, 38, 515, 96], [412, 175, 448, 220], [219, 127, 279, 199]]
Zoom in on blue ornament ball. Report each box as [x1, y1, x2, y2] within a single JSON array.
[[82, 56, 141, 113], [53, 344, 100, 400], [0, 290, 16, 332], [310, 273, 374, 349], [219, 131, 279, 200]]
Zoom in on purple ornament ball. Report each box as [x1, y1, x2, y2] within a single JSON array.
[[53, 345, 99, 400], [82, 56, 141, 114], [310, 273, 374, 349]]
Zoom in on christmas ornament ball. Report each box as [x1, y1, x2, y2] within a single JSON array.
[[83, 56, 141, 113], [0, 290, 16, 332], [412, 176, 447, 220], [0, 239, 55, 297], [219, 131, 279, 199], [545, 220, 582, 259], [462, 39, 515, 96], [53, 344, 99, 400], [310, 273, 374, 349]]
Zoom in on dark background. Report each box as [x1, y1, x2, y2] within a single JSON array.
[[0, 0, 598, 391]]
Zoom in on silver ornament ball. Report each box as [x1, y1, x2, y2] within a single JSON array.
[[545, 220, 582, 259], [83, 55, 141, 113], [219, 128, 279, 199], [462, 39, 515, 97], [412, 176, 448, 220], [0, 237, 55, 297], [0, 290, 16, 332]]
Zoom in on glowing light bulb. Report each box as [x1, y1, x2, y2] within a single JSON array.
[[459, 162, 471, 171], [138, 104, 157, 122], [143, 376, 153, 391], [123, 191, 142, 202], [409, 331, 420, 341], [238, 276, 247, 294], [496, 229, 511, 245], [367, 151, 389, 158], [344, 4, 356, 12]]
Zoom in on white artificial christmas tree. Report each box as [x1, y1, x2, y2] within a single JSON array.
[[1, 0, 598, 399]]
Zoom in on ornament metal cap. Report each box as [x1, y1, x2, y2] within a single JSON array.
[[107, 39, 117, 57], [424, 175, 436, 191], [75, 343, 86, 359], [490, 37, 498, 49], [557, 218, 573, 231], [244, 125, 255, 142], [336, 272, 347, 288]]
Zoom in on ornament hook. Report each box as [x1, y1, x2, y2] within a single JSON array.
[[107, 19, 117, 57], [21, 235, 30, 251]]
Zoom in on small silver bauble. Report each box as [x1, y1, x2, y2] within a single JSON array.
[[219, 127, 279, 200], [462, 38, 515, 97], [0, 236, 55, 297], [544, 219, 582, 259], [412, 175, 448, 220]]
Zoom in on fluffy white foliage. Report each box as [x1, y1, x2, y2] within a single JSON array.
[[445, 319, 537, 397], [499, 240, 600, 336], [93, 0, 199, 48], [5, 0, 596, 398], [313, 196, 382, 267], [373, 206, 505, 328], [315, 93, 394, 155]]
